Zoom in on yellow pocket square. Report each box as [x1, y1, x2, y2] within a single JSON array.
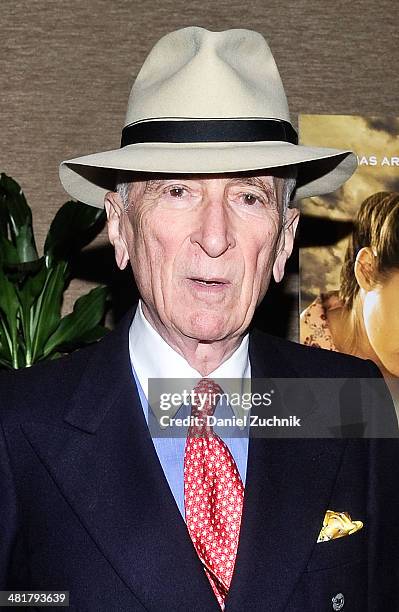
[[317, 510, 363, 543]]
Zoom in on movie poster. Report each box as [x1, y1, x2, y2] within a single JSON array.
[[298, 114, 399, 415]]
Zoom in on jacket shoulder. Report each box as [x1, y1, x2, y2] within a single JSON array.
[[0, 342, 100, 424], [0, 309, 134, 426]]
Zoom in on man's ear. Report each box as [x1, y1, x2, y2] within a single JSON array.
[[272, 208, 300, 283], [104, 191, 130, 270], [354, 247, 376, 291]]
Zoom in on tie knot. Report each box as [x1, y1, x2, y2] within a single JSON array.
[[188, 379, 224, 437], [191, 378, 224, 418]]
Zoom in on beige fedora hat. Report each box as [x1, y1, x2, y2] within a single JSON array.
[[59, 27, 357, 208]]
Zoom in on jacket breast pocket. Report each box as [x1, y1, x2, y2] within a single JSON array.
[[305, 529, 367, 572]]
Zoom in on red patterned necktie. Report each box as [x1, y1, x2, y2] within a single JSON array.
[[184, 378, 245, 609]]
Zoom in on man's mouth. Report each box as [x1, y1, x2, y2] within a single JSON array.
[[189, 277, 228, 286]]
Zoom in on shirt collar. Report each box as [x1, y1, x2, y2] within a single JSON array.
[[129, 300, 251, 419]]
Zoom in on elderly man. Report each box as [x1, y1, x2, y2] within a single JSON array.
[[1, 27, 398, 611]]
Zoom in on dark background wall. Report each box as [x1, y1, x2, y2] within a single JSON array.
[[1, 0, 398, 336]]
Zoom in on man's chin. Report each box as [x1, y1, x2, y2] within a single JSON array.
[[175, 310, 238, 343]]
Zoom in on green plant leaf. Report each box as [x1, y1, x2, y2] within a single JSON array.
[[16, 262, 47, 367], [0, 315, 13, 368], [43, 285, 108, 357], [15, 223, 39, 263], [0, 173, 109, 370], [30, 260, 69, 362], [0, 354, 13, 369], [0, 173, 38, 261], [18, 262, 47, 308], [0, 233, 19, 266], [44, 201, 105, 263], [47, 351, 63, 361], [0, 267, 21, 368], [0, 173, 31, 229], [44, 326, 108, 361], [4, 257, 44, 285], [0, 269, 20, 323], [75, 324, 108, 344], [0, 188, 8, 238]]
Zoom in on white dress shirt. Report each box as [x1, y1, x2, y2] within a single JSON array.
[[128, 300, 251, 517]]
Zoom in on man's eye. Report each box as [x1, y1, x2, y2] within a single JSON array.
[[168, 187, 186, 198], [241, 193, 263, 206]]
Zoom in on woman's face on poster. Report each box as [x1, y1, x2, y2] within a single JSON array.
[[362, 268, 399, 377]]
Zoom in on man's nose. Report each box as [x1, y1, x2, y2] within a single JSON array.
[[189, 194, 236, 257]]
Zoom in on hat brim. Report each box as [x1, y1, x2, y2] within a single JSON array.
[[59, 141, 357, 208]]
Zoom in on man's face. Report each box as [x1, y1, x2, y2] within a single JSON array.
[[105, 173, 299, 343]]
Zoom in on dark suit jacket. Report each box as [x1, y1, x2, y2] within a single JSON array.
[[1, 308, 398, 611]]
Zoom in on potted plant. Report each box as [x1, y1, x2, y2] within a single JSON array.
[[0, 173, 108, 369]]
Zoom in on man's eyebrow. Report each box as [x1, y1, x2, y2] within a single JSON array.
[[226, 177, 274, 193], [142, 176, 275, 194], [144, 178, 165, 192]]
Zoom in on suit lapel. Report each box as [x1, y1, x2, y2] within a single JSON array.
[[21, 310, 219, 611], [225, 330, 346, 611]]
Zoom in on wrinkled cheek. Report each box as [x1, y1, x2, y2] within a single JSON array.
[[149, 238, 176, 306], [128, 232, 158, 297], [257, 240, 277, 285], [238, 242, 275, 310]]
